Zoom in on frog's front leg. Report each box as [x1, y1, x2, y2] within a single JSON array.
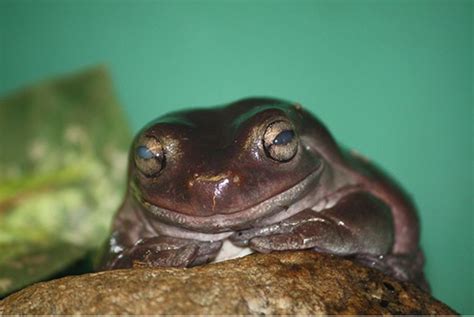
[[231, 191, 394, 256], [112, 236, 223, 269], [98, 195, 223, 270]]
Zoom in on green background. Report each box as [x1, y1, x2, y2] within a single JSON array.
[[0, 0, 472, 313]]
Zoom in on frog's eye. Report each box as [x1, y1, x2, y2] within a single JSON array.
[[263, 120, 298, 162], [134, 136, 165, 176]]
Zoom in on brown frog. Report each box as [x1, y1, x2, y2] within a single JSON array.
[[98, 98, 428, 290]]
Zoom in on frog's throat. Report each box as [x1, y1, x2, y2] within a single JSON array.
[[137, 168, 323, 233]]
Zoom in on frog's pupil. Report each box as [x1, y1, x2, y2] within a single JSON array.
[[137, 145, 154, 160], [273, 130, 294, 145]]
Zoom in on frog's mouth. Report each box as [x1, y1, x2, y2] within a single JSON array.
[[138, 167, 323, 234]]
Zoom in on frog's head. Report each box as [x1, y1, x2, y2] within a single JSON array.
[[129, 98, 341, 231]]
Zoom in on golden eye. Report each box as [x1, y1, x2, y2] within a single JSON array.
[[134, 136, 165, 176], [263, 120, 298, 162]]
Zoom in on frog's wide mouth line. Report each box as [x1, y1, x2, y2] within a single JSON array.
[[139, 167, 323, 232]]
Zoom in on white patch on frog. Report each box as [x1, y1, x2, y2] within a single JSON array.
[[110, 233, 124, 254], [213, 240, 253, 263]]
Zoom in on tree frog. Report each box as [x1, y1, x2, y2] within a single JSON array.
[[98, 98, 428, 290]]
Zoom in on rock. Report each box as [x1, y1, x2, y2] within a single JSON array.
[[0, 251, 457, 315]]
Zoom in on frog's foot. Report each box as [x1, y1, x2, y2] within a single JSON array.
[[352, 249, 429, 292], [112, 236, 222, 269]]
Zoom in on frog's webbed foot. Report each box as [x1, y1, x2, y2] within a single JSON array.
[[353, 249, 430, 292], [231, 192, 394, 256], [112, 236, 222, 269]]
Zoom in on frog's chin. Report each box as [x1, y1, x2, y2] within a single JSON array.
[[138, 168, 323, 233]]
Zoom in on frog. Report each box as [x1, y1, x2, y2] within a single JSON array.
[[98, 97, 428, 290]]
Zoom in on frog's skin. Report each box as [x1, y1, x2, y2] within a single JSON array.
[[98, 98, 428, 290]]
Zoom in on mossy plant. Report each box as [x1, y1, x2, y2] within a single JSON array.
[[0, 67, 131, 296]]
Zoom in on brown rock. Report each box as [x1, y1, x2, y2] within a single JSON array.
[[0, 251, 457, 315]]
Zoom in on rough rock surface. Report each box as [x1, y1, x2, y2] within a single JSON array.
[[0, 251, 457, 315]]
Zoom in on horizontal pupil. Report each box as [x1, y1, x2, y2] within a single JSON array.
[[273, 130, 294, 145], [137, 145, 155, 160]]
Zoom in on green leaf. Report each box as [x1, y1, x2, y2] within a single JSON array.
[[0, 66, 132, 296]]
